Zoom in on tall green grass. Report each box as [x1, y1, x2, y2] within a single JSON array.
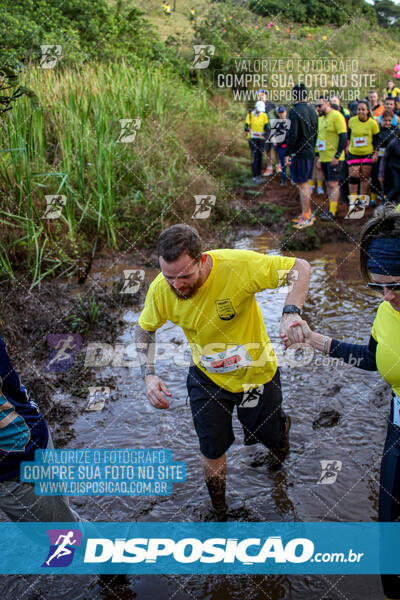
[[0, 62, 243, 284]]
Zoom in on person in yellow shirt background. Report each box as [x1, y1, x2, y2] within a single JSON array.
[[384, 79, 400, 99], [135, 224, 311, 516], [347, 100, 379, 199], [315, 97, 348, 221], [244, 100, 270, 184]]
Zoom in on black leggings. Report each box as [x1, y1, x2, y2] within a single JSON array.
[[248, 138, 265, 177], [385, 168, 400, 204], [379, 396, 400, 598]]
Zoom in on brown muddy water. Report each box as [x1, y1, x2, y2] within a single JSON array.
[[0, 231, 391, 600]]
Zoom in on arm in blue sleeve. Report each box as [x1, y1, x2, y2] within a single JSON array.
[[329, 335, 377, 371]]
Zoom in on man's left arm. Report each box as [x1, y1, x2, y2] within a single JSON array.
[[279, 258, 311, 346]]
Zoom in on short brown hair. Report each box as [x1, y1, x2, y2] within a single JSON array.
[[382, 109, 394, 119], [360, 205, 400, 281], [157, 224, 202, 263]]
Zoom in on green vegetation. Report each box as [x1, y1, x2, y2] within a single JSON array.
[[248, 0, 376, 26], [68, 294, 101, 332], [233, 203, 287, 226], [0, 0, 177, 65], [0, 63, 244, 283], [2, 0, 400, 283]]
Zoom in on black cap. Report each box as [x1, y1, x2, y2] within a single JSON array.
[[292, 83, 307, 102]]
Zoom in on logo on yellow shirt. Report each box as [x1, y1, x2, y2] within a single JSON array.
[[215, 299, 235, 320]]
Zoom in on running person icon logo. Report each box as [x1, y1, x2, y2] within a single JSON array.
[[42, 529, 82, 568], [191, 45, 215, 69], [117, 119, 141, 143], [44, 334, 82, 373], [39, 45, 62, 69], [267, 119, 291, 144], [344, 195, 370, 220], [239, 384, 264, 408], [42, 195, 67, 220], [121, 269, 145, 294], [191, 195, 216, 219], [317, 460, 342, 485]]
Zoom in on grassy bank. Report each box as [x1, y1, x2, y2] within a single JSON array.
[[0, 62, 245, 284]]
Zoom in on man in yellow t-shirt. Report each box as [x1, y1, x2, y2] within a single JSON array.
[[315, 97, 347, 220], [135, 224, 311, 514]]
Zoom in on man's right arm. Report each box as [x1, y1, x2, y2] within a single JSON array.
[[134, 323, 171, 409]]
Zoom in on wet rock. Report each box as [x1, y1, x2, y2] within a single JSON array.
[[312, 409, 340, 429]]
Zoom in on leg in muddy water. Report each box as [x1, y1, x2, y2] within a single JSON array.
[[202, 453, 227, 516]]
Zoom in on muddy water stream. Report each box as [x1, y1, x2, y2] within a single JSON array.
[[1, 233, 391, 600]]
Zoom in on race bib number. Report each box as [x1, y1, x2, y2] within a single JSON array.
[[354, 136, 368, 148], [393, 394, 400, 427], [378, 147, 385, 157], [317, 140, 326, 151], [250, 131, 262, 138], [200, 345, 253, 374]]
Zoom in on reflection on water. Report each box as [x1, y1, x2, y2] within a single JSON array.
[[0, 234, 389, 599]]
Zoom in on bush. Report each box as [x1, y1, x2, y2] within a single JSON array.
[[248, 0, 376, 26], [0, 0, 181, 67]]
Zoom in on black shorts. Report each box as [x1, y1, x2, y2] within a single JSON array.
[[289, 157, 314, 184], [187, 365, 286, 459], [265, 142, 273, 152], [320, 160, 345, 182]]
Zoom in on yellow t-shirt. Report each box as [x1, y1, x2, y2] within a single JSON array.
[[138, 249, 296, 393], [245, 111, 269, 140], [348, 116, 379, 156], [371, 301, 400, 398], [317, 109, 347, 162], [385, 87, 400, 98]]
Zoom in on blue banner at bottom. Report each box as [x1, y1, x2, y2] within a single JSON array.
[[1, 522, 399, 575]]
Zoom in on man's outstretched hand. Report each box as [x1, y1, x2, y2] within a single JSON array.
[[145, 375, 171, 409], [280, 317, 313, 350]]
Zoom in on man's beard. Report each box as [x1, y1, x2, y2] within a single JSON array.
[[169, 273, 203, 300]]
